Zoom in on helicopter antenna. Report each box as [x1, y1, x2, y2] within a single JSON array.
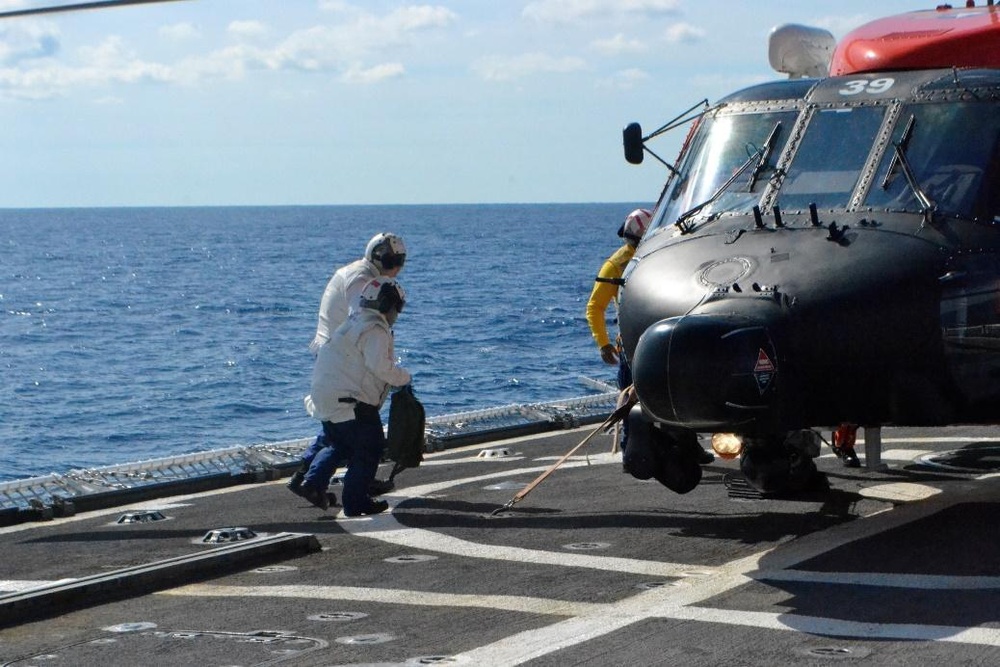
[[0, 0, 187, 19]]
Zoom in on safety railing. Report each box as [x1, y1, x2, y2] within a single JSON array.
[[0, 391, 617, 522]]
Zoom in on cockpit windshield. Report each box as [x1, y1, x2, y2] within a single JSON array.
[[645, 89, 1000, 236], [865, 102, 1000, 220], [774, 106, 885, 211], [649, 109, 797, 233]]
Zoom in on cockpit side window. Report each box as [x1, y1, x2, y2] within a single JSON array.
[[647, 109, 797, 234], [774, 106, 885, 211], [865, 102, 1000, 220]]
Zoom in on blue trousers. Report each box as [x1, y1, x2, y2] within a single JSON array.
[[304, 404, 385, 514], [299, 431, 325, 467], [298, 431, 348, 481]]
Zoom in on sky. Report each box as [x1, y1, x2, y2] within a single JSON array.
[[0, 0, 931, 208]]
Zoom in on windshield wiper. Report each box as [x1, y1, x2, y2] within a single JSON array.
[[675, 150, 760, 233], [674, 122, 782, 234], [892, 141, 937, 224], [881, 114, 915, 190], [745, 122, 782, 192], [881, 114, 936, 224]]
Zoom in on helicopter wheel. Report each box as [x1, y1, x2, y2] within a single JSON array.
[[739, 432, 824, 495]]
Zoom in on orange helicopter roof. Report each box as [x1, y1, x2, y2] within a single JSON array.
[[830, 5, 1000, 75]]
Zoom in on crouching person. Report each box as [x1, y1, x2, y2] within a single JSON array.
[[302, 277, 411, 516]]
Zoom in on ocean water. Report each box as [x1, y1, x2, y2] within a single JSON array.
[[0, 204, 640, 481]]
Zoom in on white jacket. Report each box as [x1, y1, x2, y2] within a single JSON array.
[[309, 258, 379, 354], [305, 309, 412, 424]]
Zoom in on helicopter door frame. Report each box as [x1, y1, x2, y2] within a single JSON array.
[[848, 101, 904, 211]]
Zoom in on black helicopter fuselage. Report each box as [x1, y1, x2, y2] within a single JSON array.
[[620, 69, 1000, 441]]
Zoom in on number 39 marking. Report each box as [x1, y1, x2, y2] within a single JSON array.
[[839, 78, 895, 95]]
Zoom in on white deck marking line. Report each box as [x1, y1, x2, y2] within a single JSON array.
[[158, 463, 1000, 661], [31, 432, 996, 661], [381, 462, 1000, 661], [392, 451, 619, 498], [420, 455, 527, 466], [344, 453, 711, 578], [457, 545, 1000, 664], [0, 579, 76, 592], [161, 584, 601, 617], [341, 520, 710, 578], [166, 556, 1000, 666]]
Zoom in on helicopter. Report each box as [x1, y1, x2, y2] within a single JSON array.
[[619, 2, 1000, 496]]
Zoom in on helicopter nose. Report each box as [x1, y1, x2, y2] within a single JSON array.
[[631, 313, 781, 429]]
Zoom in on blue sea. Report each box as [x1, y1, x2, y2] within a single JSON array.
[[0, 204, 641, 481]]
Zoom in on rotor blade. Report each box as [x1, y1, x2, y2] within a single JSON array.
[[0, 0, 187, 19]]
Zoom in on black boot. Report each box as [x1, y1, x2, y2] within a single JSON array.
[[345, 498, 388, 517], [286, 470, 305, 497], [300, 485, 330, 511], [368, 478, 395, 496]]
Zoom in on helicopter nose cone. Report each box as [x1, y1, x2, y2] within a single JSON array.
[[631, 314, 781, 429]]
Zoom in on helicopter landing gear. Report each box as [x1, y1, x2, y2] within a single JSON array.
[[624, 407, 703, 494], [739, 430, 826, 495]]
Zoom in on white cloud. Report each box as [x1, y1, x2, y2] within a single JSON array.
[[341, 61, 405, 83], [233, 6, 457, 74], [0, 4, 459, 98], [381, 5, 457, 31], [171, 45, 259, 83], [160, 22, 201, 41], [227, 20, 267, 40], [0, 21, 60, 65], [591, 33, 646, 56], [471, 52, 586, 82], [664, 22, 706, 43], [523, 0, 679, 23], [78, 37, 174, 84], [0, 68, 59, 100], [0, 34, 175, 99]]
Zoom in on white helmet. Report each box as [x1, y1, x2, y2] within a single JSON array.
[[365, 232, 407, 272], [359, 276, 406, 314], [617, 208, 652, 245]]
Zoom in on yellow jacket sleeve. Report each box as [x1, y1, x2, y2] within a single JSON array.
[[585, 245, 635, 349]]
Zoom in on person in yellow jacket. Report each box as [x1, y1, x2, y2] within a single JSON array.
[[586, 208, 651, 368], [586, 208, 651, 455], [587, 208, 714, 464]]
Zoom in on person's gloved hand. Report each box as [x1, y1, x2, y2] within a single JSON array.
[[600, 344, 619, 365]]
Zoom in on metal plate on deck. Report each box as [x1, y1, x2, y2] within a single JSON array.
[[918, 444, 1000, 474]]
